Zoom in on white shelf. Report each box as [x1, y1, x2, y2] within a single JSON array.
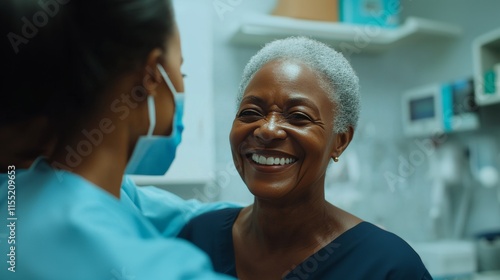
[[231, 14, 462, 52]]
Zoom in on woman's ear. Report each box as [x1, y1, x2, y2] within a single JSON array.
[[330, 126, 354, 160], [143, 48, 164, 97]]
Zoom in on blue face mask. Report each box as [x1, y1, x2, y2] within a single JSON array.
[[125, 64, 185, 175]]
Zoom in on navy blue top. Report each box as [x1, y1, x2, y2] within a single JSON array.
[[178, 208, 433, 280]]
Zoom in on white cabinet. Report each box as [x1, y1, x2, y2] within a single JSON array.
[[129, 0, 215, 189]]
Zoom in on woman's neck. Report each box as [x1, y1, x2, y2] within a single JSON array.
[[232, 187, 363, 280], [49, 120, 130, 198], [48, 77, 142, 199], [241, 194, 343, 253], [0, 117, 55, 170]]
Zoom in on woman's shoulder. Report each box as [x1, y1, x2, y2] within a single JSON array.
[[177, 207, 243, 274], [355, 222, 421, 255], [178, 207, 243, 239], [189, 207, 243, 226], [347, 222, 431, 279], [284, 221, 431, 280]]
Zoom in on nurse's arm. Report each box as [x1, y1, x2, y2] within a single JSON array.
[[120, 175, 240, 237]]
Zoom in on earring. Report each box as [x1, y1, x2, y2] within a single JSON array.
[[333, 156, 339, 162]]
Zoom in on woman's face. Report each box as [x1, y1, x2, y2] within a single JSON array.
[[230, 60, 343, 200]]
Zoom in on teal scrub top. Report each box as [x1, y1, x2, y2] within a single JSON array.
[[0, 158, 236, 280]]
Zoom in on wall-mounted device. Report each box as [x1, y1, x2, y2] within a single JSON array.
[[473, 27, 500, 105], [402, 79, 479, 137]]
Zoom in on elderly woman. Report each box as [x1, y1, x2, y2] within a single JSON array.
[[179, 37, 431, 279]]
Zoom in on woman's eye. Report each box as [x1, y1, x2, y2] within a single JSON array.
[[238, 109, 262, 118], [288, 112, 313, 122]]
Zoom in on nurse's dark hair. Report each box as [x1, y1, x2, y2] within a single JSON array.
[[0, 0, 174, 131]]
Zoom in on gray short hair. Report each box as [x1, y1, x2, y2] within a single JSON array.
[[238, 37, 360, 134]]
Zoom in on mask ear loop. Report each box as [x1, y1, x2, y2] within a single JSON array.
[[146, 95, 156, 136], [157, 64, 178, 96], [156, 64, 180, 138], [146, 64, 173, 138]]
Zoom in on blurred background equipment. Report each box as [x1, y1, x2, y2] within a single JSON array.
[[473, 27, 500, 106], [401, 78, 479, 138]]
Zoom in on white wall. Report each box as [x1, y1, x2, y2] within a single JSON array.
[[208, 0, 500, 242], [210, 1, 278, 205]]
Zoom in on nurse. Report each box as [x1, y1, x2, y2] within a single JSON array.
[[0, 0, 234, 279]]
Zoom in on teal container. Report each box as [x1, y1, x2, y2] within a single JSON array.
[[484, 68, 497, 94], [340, 0, 400, 28]]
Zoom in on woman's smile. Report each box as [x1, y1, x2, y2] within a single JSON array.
[[244, 149, 298, 172], [250, 154, 296, 166]]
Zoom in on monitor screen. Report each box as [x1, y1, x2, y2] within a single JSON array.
[[410, 96, 435, 121]]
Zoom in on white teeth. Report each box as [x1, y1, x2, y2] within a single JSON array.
[[250, 154, 296, 166], [252, 154, 258, 162], [258, 155, 266, 165]]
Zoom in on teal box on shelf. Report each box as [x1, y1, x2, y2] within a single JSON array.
[[484, 63, 500, 95], [340, 0, 400, 28]]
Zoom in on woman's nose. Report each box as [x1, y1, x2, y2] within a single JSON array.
[[253, 114, 286, 144]]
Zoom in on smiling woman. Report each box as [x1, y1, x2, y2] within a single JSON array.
[[231, 58, 347, 200], [178, 37, 432, 280]]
